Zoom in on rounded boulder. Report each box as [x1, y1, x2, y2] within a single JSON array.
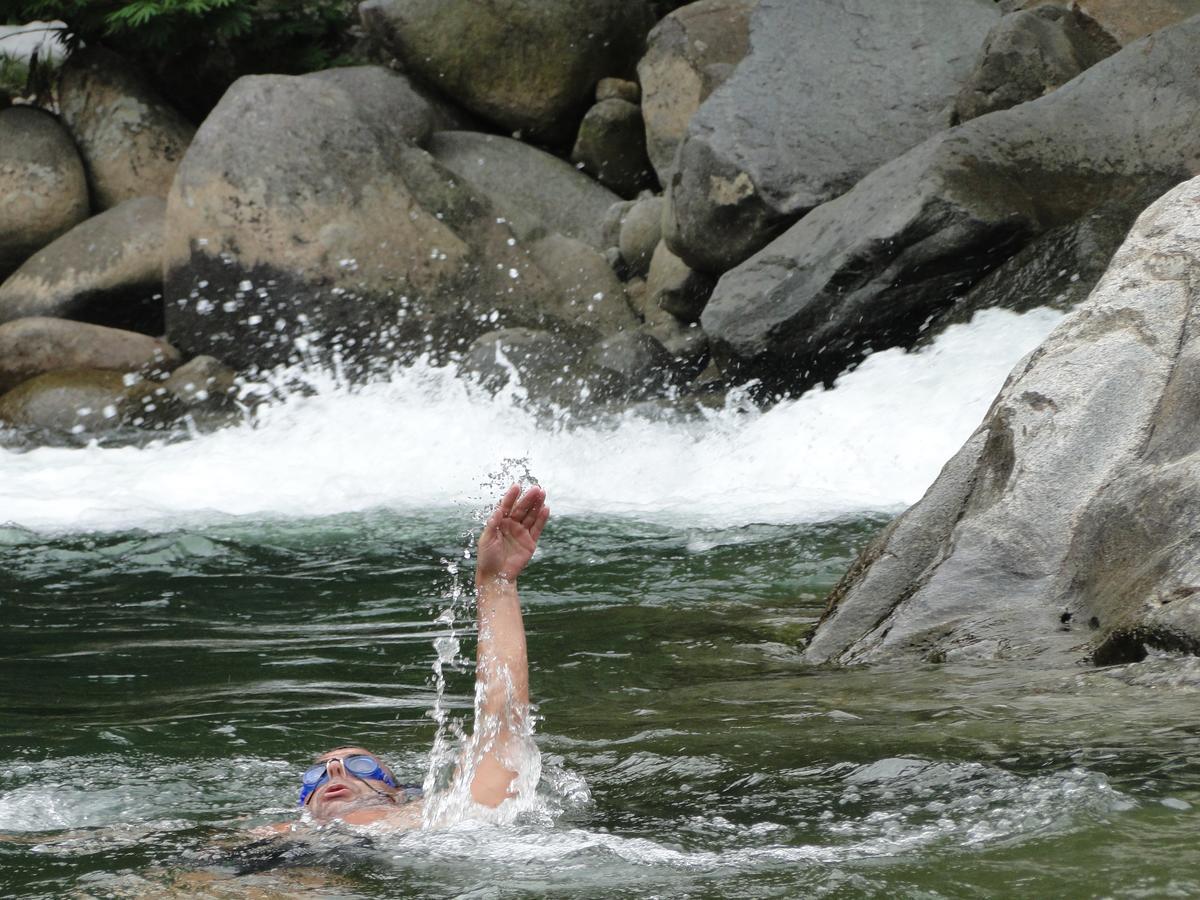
[[359, 0, 653, 139], [0, 197, 166, 334], [59, 47, 196, 210], [0, 107, 89, 279]]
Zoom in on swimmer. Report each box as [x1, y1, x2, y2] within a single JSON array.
[[277, 484, 549, 831]]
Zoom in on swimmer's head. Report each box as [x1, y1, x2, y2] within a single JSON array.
[[299, 746, 400, 820]]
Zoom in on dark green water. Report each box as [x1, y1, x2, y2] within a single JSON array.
[[3, 511, 1200, 899]]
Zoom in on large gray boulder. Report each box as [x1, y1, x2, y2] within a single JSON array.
[[58, 47, 195, 210], [0, 107, 89, 279], [163, 76, 565, 372], [702, 16, 1200, 394], [0, 317, 180, 395], [428, 131, 621, 251], [358, 0, 652, 140], [0, 197, 165, 334], [637, 0, 755, 188], [303, 66, 434, 147], [664, 0, 998, 273], [953, 5, 1119, 123], [803, 175, 1200, 667]]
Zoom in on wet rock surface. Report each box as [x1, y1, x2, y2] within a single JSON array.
[[664, 0, 998, 273], [0, 317, 181, 396], [163, 76, 564, 372], [0, 107, 89, 280], [58, 47, 195, 210], [803, 175, 1200, 667], [0, 197, 166, 334], [702, 15, 1200, 395]]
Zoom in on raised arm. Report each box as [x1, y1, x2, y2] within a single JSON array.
[[464, 483, 549, 807]]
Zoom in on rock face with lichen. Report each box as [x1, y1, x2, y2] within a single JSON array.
[[58, 47, 195, 210], [803, 174, 1200, 667], [358, 0, 652, 140], [0, 107, 89, 280]]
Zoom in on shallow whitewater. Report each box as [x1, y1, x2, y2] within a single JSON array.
[[0, 307, 1062, 533]]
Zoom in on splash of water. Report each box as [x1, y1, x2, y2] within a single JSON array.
[[0, 307, 1063, 533]]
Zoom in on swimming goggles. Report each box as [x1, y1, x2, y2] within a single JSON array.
[[297, 754, 398, 806]]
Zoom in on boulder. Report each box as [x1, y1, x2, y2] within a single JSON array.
[[570, 98, 655, 197], [0, 197, 166, 334], [953, 5, 1119, 123], [928, 183, 1159, 331], [0, 107, 89, 279], [617, 196, 664, 276], [664, 0, 997, 273], [0, 368, 182, 438], [645, 241, 715, 323], [161, 354, 243, 431], [163, 76, 564, 373], [0, 317, 181, 395], [701, 16, 1200, 395], [525, 233, 639, 337], [429, 131, 621, 250], [637, 0, 755, 187], [596, 78, 640, 104], [1006, 0, 1200, 44], [586, 330, 679, 399], [58, 47, 196, 211], [303, 66, 434, 147], [464, 327, 591, 407], [803, 175, 1200, 667], [358, 0, 653, 140]]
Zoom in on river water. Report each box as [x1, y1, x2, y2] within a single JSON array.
[[4, 309, 1199, 898]]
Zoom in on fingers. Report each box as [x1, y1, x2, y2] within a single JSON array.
[[510, 484, 545, 525], [529, 505, 550, 543], [496, 483, 521, 520]]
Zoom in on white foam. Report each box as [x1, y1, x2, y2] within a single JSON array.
[[0, 308, 1063, 533]]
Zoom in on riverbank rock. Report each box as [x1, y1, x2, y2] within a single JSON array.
[[303, 66, 434, 147], [0, 317, 180, 395], [618, 195, 664, 276], [702, 16, 1200, 395], [358, 0, 652, 140], [664, 0, 997, 273], [428, 131, 621, 250], [58, 47, 196, 210], [1006, 0, 1200, 44], [646, 241, 714, 323], [0, 368, 183, 440], [0, 197, 165, 334], [953, 5, 1119, 123], [803, 175, 1200, 667], [570, 98, 655, 197], [525, 234, 639, 337], [164, 75, 564, 373], [464, 327, 591, 407], [638, 0, 754, 188], [0, 107, 89, 279]]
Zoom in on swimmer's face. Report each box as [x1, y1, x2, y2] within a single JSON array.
[[303, 746, 399, 821]]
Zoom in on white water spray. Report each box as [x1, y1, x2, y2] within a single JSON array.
[[0, 308, 1063, 533]]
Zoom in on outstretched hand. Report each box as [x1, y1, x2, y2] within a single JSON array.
[[475, 484, 549, 584]]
